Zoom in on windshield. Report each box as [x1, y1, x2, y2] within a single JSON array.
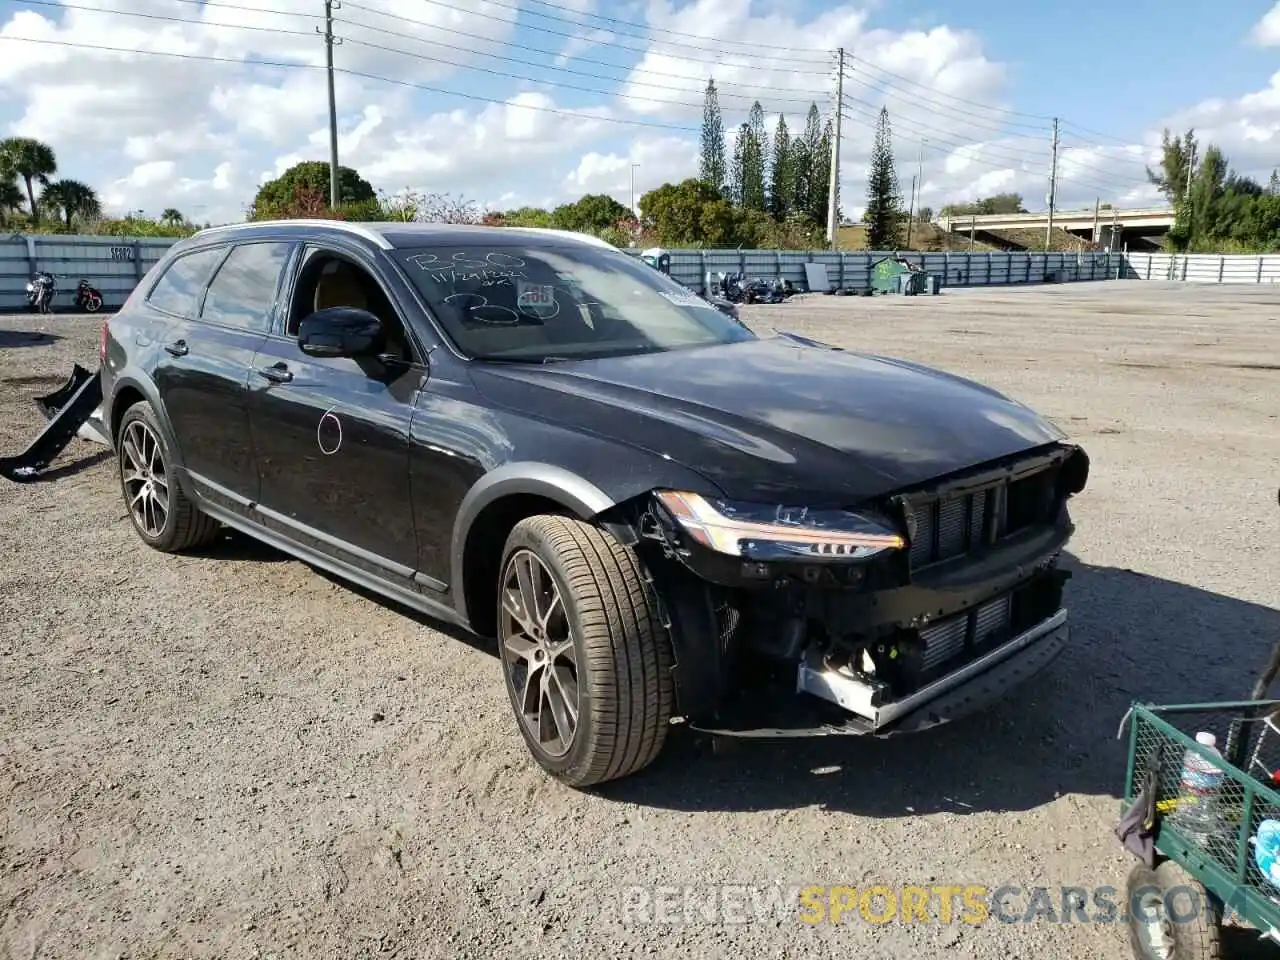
[[394, 242, 756, 361]]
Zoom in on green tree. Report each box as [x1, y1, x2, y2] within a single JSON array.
[[939, 193, 1027, 217], [0, 152, 23, 227], [796, 104, 824, 220], [250, 160, 376, 217], [639, 177, 758, 247], [40, 179, 101, 229], [768, 114, 794, 221], [0, 137, 57, 223], [490, 206, 555, 227], [864, 107, 903, 251], [728, 122, 748, 206], [741, 101, 767, 212], [1270, 169, 1280, 196], [699, 79, 727, 195], [161, 207, 184, 226], [551, 193, 631, 234]]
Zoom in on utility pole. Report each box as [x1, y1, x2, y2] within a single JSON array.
[[905, 175, 916, 248], [319, 0, 341, 209], [1184, 141, 1198, 247], [1044, 116, 1059, 251], [630, 162, 640, 246], [1091, 197, 1100, 246], [825, 46, 844, 248]]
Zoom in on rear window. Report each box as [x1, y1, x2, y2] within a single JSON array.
[[146, 246, 225, 317]]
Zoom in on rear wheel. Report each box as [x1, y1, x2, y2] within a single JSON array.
[[497, 514, 674, 788], [84, 294, 101, 312], [117, 400, 220, 553]]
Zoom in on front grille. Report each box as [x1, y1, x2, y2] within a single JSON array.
[[919, 592, 1012, 672], [908, 461, 1059, 571]]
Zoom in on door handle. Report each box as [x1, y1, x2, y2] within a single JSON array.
[[257, 362, 293, 384], [164, 339, 188, 357]]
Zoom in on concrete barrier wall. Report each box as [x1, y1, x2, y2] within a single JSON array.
[[1, 232, 1277, 313]]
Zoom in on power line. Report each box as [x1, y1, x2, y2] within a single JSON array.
[[844, 51, 1055, 122], [332, 32, 828, 114], [497, 0, 839, 57], [0, 34, 703, 133], [13, 0, 319, 37], [843, 70, 1049, 137], [341, 0, 837, 72]]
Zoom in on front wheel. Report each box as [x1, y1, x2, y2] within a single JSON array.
[[497, 515, 674, 788], [84, 294, 101, 312], [1125, 860, 1222, 960]]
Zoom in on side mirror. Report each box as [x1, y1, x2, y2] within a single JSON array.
[[297, 307, 386, 359]]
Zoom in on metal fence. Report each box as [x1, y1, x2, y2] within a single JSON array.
[[1120, 252, 1280, 284], [622, 248, 1121, 294], [0, 234, 178, 311], [2, 233, 1278, 313]]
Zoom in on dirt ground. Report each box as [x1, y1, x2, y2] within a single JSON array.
[[2, 280, 1278, 960]]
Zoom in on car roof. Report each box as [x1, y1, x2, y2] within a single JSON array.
[[188, 220, 617, 252]]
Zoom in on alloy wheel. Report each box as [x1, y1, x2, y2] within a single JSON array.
[[499, 548, 580, 758], [120, 419, 170, 539]]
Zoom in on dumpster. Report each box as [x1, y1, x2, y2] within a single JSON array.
[[870, 255, 910, 294]]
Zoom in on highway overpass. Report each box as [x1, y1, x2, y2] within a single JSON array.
[[937, 206, 1175, 250]]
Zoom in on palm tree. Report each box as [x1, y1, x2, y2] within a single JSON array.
[[0, 138, 58, 223], [0, 154, 24, 228], [41, 179, 102, 229], [161, 207, 185, 226]]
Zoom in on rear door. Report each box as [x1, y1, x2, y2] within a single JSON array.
[[150, 240, 294, 506]]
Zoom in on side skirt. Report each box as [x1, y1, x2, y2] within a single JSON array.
[[189, 475, 468, 631]]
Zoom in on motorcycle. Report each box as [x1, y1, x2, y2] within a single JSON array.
[[74, 279, 103, 313], [25, 272, 56, 314]]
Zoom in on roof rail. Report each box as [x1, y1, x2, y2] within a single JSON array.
[[192, 219, 393, 250], [502, 227, 616, 250]]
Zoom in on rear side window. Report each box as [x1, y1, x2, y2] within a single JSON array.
[[147, 246, 225, 317], [200, 241, 293, 332]]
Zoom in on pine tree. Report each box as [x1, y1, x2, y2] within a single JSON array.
[[741, 101, 767, 212], [699, 79, 726, 194], [865, 106, 903, 251], [1270, 169, 1280, 196], [769, 114, 794, 221], [797, 103, 824, 222], [807, 118, 833, 225], [728, 123, 749, 206]]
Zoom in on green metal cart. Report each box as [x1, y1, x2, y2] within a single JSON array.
[[1118, 641, 1280, 959]]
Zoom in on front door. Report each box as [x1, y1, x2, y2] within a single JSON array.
[[246, 245, 424, 577]]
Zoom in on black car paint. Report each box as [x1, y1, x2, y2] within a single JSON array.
[[100, 221, 1084, 730]]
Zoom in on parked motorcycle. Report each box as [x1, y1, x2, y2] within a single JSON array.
[[74, 279, 103, 313], [25, 272, 56, 313]]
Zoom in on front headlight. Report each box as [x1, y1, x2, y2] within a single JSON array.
[[654, 491, 905, 562]]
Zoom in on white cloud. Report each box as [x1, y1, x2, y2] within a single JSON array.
[[1251, 2, 1280, 46], [0, 0, 1276, 231]]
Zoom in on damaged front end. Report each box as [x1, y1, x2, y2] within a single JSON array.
[[632, 442, 1090, 738]]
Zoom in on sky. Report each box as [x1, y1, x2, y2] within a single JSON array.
[[0, 0, 1277, 226]]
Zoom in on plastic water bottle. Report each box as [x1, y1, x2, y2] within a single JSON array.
[[1172, 731, 1224, 842]]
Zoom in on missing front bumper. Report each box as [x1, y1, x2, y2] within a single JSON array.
[[797, 607, 1068, 731], [690, 607, 1068, 739]]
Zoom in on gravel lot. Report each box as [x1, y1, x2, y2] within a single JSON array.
[[2, 280, 1278, 960]]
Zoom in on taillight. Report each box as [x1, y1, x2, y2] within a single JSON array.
[[99, 321, 109, 366]]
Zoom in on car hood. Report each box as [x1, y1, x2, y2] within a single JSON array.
[[469, 335, 1067, 505]]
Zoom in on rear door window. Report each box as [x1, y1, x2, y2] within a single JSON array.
[[199, 241, 293, 333], [146, 246, 226, 317]]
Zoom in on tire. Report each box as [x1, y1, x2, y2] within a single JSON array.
[[1125, 860, 1222, 960], [85, 294, 101, 313], [497, 514, 674, 788], [116, 400, 220, 553]]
